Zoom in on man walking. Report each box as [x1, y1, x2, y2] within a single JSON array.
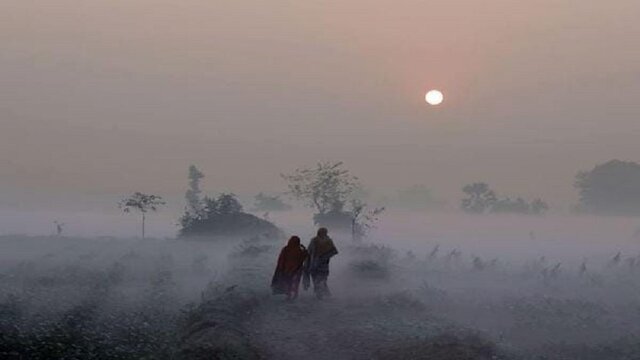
[[304, 228, 338, 299]]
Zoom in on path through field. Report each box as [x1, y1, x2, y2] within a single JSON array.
[[220, 253, 484, 360], [250, 293, 441, 360]]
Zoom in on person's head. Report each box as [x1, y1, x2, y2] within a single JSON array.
[[317, 228, 328, 237], [287, 236, 301, 247]]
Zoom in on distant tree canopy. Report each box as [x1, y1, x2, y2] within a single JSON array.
[[252, 193, 292, 212], [491, 197, 549, 215], [575, 160, 640, 215], [282, 161, 359, 215], [461, 182, 548, 215], [282, 161, 384, 237], [180, 192, 281, 238], [282, 161, 361, 230], [179, 167, 281, 239], [461, 183, 497, 214]]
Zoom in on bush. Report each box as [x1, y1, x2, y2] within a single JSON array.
[[180, 212, 282, 239], [179, 289, 264, 360], [350, 260, 390, 279], [180, 193, 283, 239], [348, 244, 396, 279]]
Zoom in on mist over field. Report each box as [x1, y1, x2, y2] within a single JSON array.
[[4, 208, 640, 359], [3, 0, 640, 359], [3, 160, 640, 360]]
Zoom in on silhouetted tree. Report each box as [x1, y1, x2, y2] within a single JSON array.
[[282, 161, 360, 229], [203, 193, 243, 217], [180, 190, 282, 238], [350, 199, 385, 242], [491, 197, 530, 214], [282, 161, 359, 215], [575, 160, 640, 215], [530, 198, 549, 215], [461, 183, 496, 214], [119, 192, 165, 239], [461, 183, 548, 215], [180, 165, 205, 228], [186, 165, 205, 215]]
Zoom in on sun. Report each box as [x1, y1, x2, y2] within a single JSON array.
[[425, 90, 444, 106]]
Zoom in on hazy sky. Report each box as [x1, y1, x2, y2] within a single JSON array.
[[2, 0, 639, 210]]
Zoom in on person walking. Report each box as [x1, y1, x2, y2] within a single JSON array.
[[304, 228, 338, 299], [271, 236, 308, 300]]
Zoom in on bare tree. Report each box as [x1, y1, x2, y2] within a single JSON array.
[[119, 192, 165, 239], [350, 199, 385, 242], [185, 165, 205, 218]]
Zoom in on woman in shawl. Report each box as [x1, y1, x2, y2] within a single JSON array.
[[271, 236, 308, 300]]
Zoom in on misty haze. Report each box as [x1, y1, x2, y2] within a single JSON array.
[[2, 1, 640, 360]]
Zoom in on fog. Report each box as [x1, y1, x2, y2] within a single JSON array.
[[3, 0, 640, 359], [3, 210, 640, 359], [4, 209, 640, 262]]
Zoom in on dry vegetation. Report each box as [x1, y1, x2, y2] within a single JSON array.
[[2, 232, 640, 359]]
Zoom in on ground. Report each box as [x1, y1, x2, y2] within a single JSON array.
[[3, 228, 640, 359]]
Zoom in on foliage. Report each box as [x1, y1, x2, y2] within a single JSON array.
[[180, 289, 263, 360], [252, 192, 292, 212], [204, 193, 244, 216], [461, 183, 497, 214], [491, 197, 530, 214], [119, 192, 165, 214], [282, 161, 360, 215], [349, 243, 396, 263], [183, 165, 205, 226], [177, 167, 282, 239], [350, 199, 385, 241], [348, 243, 395, 279], [283, 161, 378, 231], [461, 183, 548, 215], [575, 159, 640, 215], [350, 260, 390, 279], [180, 193, 281, 238], [119, 192, 165, 238], [530, 198, 550, 215], [491, 197, 549, 215], [0, 252, 182, 359]]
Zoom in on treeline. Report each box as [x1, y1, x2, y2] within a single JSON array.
[[459, 159, 640, 216], [460, 182, 549, 215], [178, 165, 282, 238], [116, 158, 640, 238]]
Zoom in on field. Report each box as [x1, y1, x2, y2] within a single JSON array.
[[2, 213, 640, 359]]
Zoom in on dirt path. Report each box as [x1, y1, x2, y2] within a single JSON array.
[[208, 249, 504, 360], [219, 251, 442, 359], [249, 291, 442, 360]]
